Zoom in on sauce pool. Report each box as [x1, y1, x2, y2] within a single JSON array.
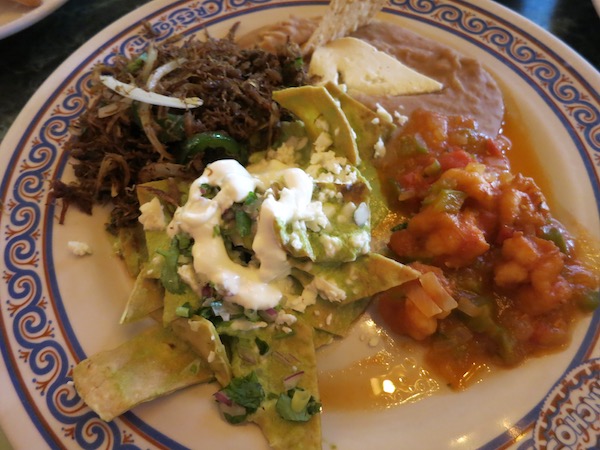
[[317, 88, 597, 411]]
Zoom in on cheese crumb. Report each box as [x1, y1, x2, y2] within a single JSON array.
[[67, 241, 92, 257], [138, 197, 166, 231]]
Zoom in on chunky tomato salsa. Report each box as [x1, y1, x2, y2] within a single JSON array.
[[375, 109, 599, 389]]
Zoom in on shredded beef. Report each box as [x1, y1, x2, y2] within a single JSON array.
[[51, 26, 307, 232]]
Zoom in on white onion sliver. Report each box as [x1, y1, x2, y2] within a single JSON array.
[[147, 58, 187, 90], [99, 75, 203, 109], [406, 284, 442, 318], [419, 272, 458, 312]]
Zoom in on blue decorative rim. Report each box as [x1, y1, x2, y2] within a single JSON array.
[[1, 0, 598, 448]]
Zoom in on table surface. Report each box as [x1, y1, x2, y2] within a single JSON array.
[[0, 0, 598, 449], [0, 0, 599, 142]]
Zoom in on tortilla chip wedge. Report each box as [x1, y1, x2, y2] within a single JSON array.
[[302, 0, 387, 54], [72, 325, 213, 421]]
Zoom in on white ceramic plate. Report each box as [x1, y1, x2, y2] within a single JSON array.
[[1, 1, 599, 449], [0, 0, 67, 40]]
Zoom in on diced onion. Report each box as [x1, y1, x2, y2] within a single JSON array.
[[457, 296, 483, 317], [258, 308, 279, 322], [419, 271, 458, 313], [99, 75, 203, 109], [213, 391, 233, 406], [405, 284, 442, 318], [283, 371, 304, 390]]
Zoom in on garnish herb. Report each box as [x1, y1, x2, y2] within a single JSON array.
[[275, 388, 322, 422], [218, 372, 265, 424]]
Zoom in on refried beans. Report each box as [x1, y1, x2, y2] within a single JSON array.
[[239, 18, 504, 137]]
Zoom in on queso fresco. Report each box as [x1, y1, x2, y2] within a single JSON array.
[[50, 12, 600, 450]]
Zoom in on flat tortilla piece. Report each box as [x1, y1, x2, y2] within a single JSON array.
[[272, 85, 359, 164], [302, 0, 387, 55], [120, 269, 164, 323], [325, 82, 393, 229], [294, 253, 420, 306], [304, 297, 370, 337], [313, 328, 336, 348], [171, 316, 233, 386], [72, 325, 213, 421], [224, 320, 321, 450]]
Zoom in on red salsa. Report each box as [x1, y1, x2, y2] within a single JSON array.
[[374, 109, 599, 389]]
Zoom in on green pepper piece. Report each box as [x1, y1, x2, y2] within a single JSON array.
[[575, 289, 600, 312], [424, 189, 467, 213], [540, 224, 569, 254], [179, 131, 247, 165]]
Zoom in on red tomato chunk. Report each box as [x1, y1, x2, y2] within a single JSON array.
[[375, 109, 599, 388]]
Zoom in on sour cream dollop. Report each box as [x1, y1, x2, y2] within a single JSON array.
[[168, 159, 326, 311]]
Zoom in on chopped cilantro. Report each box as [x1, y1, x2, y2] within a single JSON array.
[[175, 302, 193, 318], [235, 210, 252, 238], [244, 191, 258, 205], [157, 238, 185, 294], [275, 388, 321, 422], [255, 337, 270, 355], [218, 372, 265, 423]]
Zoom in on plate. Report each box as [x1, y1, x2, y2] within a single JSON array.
[[0, 0, 68, 40], [0, 0, 599, 449]]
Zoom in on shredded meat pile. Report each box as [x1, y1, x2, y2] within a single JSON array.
[[51, 26, 307, 231]]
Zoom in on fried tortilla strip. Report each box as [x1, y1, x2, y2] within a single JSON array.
[[222, 320, 321, 450], [293, 253, 420, 306], [302, 0, 387, 55], [171, 316, 233, 386], [120, 269, 164, 323], [73, 325, 213, 421], [304, 297, 370, 337], [273, 85, 359, 164]]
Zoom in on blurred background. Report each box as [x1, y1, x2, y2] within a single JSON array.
[[0, 0, 598, 141]]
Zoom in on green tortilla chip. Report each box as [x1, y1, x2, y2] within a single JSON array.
[[72, 325, 213, 421], [222, 320, 321, 450], [273, 85, 359, 165], [304, 297, 370, 336], [120, 269, 164, 324], [171, 316, 232, 386], [295, 253, 419, 305]]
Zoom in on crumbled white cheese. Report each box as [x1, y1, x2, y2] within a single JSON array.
[[287, 284, 318, 313], [307, 150, 358, 184], [177, 264, 202, 294], [229, 319, 269, 331], [266, 140, 297, 165], [314, 131, 333, 152], [353, 202, 370, 227], [67, 241, 92, 257], [311, 276, 347, 302], [319, 234, 343, 258], [138, 197, 166, 231], [376, 103, 394, 124], [350, 230, 371, 255], [394, 111, 409, 126], [373, 136, 386, 159], [275, 311, 298, 326]]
